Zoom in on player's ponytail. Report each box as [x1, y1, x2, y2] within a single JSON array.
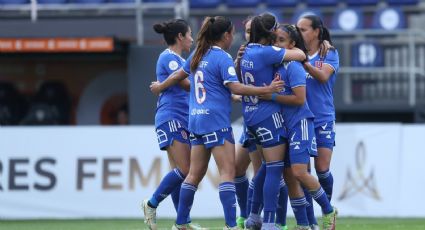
[[249, 12, 277, 45], [153, 19, 189, 46], [190, 16, 233, 72]]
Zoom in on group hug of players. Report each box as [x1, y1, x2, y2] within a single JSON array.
[[144, 11, 339, 230]]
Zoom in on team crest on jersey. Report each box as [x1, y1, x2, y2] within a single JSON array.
[[181, 130, 188, 140], [315, 60, 323, 69], [169, 60, 179, 70]]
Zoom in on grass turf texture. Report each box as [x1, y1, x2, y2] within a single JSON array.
[[1, 218, 425, 230]]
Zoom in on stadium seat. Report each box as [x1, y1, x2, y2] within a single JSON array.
[[306, 0, 338, 6], [265, 0, 297, 7], [332, 8, 363, 31], [110, 0, 134, 3], [351, 41, 384, 67], [38, 0, 67, 4], [387, 0, 419, 5], [291, 8, 322, 24], [226, 0, 261, 8], [372, 7, 406, 30], [144, 0, 177, 2], [190, 0, 222, 8], [72, 0, 106, 3], [345, 0, 378, 6], [0, 0, 29, 4]]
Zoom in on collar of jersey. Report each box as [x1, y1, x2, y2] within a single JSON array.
[[308, 50, 319, 60], [247, 43, 263, 47], [166, 48, 184, 60], [211, 45, 223, 50]]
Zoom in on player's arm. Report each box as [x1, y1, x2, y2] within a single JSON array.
[[234, 45, 246, 82], [303, 62, 334, 83], [178, 78, 190, 92], [260, 86, 305, 106], [227, 77, 283, 96], [283, 48, 306, 62], [150, 68, 188, 95]]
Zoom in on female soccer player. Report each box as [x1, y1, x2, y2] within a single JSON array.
[[150, 16, 283, 230], [233, 16, 264, 229], [142, 19, 196, 230], [297, 15, 339, 203], [262, 23, 337, 230], [239, 13, 307, 230]]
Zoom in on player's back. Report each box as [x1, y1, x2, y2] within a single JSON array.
[[184, 46, 238, 134], [240, 43, 286, 126], [155, 49, 189, 128]]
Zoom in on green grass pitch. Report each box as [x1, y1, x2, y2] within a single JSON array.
[[1, 218, 425, 230]]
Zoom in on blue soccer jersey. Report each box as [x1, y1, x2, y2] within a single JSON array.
[[155, 49, 189, 128], [306, 49, 339, 127], [276, 61, 314, 129], [240, 43, 286, 126], [182, 46, 239, 135]]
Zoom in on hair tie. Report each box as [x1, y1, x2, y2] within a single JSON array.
[[209, 17, 215, 24]]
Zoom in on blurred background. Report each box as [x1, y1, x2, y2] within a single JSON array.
[[0, 0, 424, 126], [1, 0, 425, 224]]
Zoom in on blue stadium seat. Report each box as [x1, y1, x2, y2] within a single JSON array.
[[190, 0, 222, 8], [226, 0, 261, 8], [332, 8, 363, 31], [306, 0, 338, 6], [372, 7, 405, 30], [345, 0, 378, 6], [110, 0, 134, 3], [38, 0, 67, 3], [72, 0, 105, 3], [144, 0, 176, 2], [265, 0, 298, 7], [387, 0, 418, 5], [0, 0, 29, 4], [291, 8, 322, 24], [351, 41, 384, 67]]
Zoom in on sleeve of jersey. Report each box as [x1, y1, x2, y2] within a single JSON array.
[[182, 53, 193, 75], [220, 55, 239, 85], [288, 62, 307, 88], [324, 50, 340, 73], [164, 54, 182, 75], [264, 46, 286, 65]]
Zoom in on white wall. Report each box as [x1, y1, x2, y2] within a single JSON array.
[[0, 124, 423, 219]]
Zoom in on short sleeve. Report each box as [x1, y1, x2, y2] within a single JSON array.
[[262, 46, 286, 66], [220, 53, 239, 85], [324, 50, 339, 73], [163, 54, 183, 75], [287, 61, 307, 88]]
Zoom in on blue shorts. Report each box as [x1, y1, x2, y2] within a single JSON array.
[[315, 121, 336, 150], [247, 112, 287, 148], [238, 124, 257, 153], [156, 120, 190, 150], [190, 127, 235, 149], [285, 118, 317, 166]]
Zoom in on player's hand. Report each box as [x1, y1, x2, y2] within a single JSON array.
[[150, 81, 162, 95], [235, 45, 246, 61], [319, 40, 334, 59], [231, 94, 242, 102], [267, 77, 284, 93]]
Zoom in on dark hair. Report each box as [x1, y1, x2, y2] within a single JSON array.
[[248, 13, 278, 45], [153, 19, 189, 46], [301, 15, 333, 45], [190, 16, 233, 72], [278, 24, 308, 55]]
